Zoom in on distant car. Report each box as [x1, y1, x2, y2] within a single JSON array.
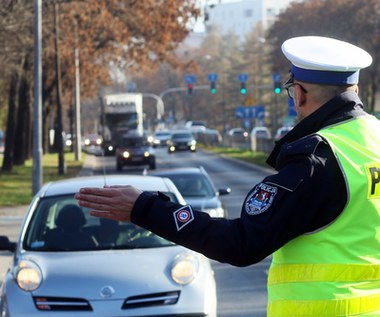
[[152, 130, 171, 147], [167, 130, 197, 153], [84, 134, 102, 146], [83, 134, 103, 155], [227, 128, 248, 138], [227, 128, 249, 146], [0, 175, 217, 317], [275, 126, 293, 141], [151, 167, 231, 218], [116, 135, 156, 170], [185, 121, 206, 133], [250, 127, 271, 139]]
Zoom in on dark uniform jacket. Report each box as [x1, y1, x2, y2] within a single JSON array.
[[131, 91, 364, 266]]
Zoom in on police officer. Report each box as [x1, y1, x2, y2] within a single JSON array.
[[75, 36, 380, 316]]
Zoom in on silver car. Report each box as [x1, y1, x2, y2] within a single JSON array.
[[0, 175, 217, 317], [151, 167, 231, 218]]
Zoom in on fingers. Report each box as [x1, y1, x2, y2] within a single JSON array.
[[75, 188, 120, 208], [90, 210, 115, 219], [74, 192, 112, 212], [78, 187, 116, 197], [74, 186, 138, 223]]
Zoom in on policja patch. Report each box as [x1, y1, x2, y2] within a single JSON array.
[[245, 183, 277, 215], [173, 205, 194, 231]]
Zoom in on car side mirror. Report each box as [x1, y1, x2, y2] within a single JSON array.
[[218, 188, 231, 196], [0, 236, 17, 253]]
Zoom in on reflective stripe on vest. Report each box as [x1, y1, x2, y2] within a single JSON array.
[[268, 293, 380, 317], [268, 263, 380, 284]]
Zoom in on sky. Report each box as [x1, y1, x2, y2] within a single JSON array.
[[193, 0, 242, 32]]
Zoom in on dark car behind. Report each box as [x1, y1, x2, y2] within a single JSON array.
[[167, 130, 197, 153], [116, 135, 156, 170]]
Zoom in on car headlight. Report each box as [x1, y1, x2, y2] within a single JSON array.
[[171, 253, 199, 285], [96, 138, 102, 145], [144, 151, 150, 157], [107, 145, 114, 151], [204, 207, 224, 218], [15, 260, 42, 291], [123, 151, 130, 158]]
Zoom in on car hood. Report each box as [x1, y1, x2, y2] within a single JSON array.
[[183, 196, 221, 210], [25, 246, 193, 300]]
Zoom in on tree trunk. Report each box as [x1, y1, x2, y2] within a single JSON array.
[[14, 56, 32, 165], [2, 71, 20, 172]]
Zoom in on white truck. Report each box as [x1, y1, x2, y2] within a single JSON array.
[[101, 93, 144, 154]]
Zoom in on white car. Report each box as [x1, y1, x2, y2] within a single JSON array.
[[275, 126, 293, 141], [250, 126, 271, 139], [152, 130, 172, 147], [0, 175, 217, 317]]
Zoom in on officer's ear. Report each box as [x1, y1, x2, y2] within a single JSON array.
[[295, 84, 307, 108]]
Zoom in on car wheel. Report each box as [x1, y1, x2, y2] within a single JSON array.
[[116, 162, 122, 171], [149, 161, 156, 169]]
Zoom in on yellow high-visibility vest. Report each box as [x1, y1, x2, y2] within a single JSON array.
[[267, 115, 380, 317]]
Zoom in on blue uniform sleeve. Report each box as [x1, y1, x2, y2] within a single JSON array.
[[131, 135, 347, 266]]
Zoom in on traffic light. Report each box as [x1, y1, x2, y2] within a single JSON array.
[[210, 81, 217, 94], [187, 83, 193, 95], [274, 80, 282, 94], [240, 82, 247, 95]]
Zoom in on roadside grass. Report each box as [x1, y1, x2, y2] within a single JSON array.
[[201, 145, 270, 167], [0, 152, 85, 206]]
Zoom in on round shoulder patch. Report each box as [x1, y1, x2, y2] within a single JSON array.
[[245, 183, 277, 215]]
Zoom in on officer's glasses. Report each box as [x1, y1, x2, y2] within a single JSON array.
[[284, 80, 308, 100]]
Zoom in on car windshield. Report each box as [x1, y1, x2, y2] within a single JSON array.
[[163, 173, 215, 198], [121, 137, 148, 147], [172, 133, 192, 140], [155, 132, 170, 137], [23, 194, 176, 252]]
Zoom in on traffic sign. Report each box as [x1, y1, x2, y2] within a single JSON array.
[[235, 105, 265, 119], [238, 73, 249, 82], [185, 75, 196, 84], [208, 73, 218, 81]]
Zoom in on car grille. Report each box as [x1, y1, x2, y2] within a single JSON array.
[[122, 291, 180, 309], [33, 292, 207, 316], [33, 296, 92, 311]]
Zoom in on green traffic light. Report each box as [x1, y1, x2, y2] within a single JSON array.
[[274, 87, 281, 94], [210, 88, 217, 94], [240, 88, 247, 95]]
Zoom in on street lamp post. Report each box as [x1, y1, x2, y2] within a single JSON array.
[[74, 16, 82, 161], [32, 0, 43, 194]]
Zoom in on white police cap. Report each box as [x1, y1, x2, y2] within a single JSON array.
[[281, 36, 372, 85]]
